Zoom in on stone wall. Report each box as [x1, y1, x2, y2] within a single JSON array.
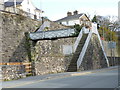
[[2, 65, 26, 81], [1, 12, 67, 63], [1, 12, 41, 63], [1, 12, 68, 80], [31, 37, 76, 75], [79, 34, 108, 71]]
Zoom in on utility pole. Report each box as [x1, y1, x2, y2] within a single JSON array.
[[118, 1, 120, 21]]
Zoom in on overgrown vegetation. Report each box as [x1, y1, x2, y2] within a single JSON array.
[[98, 26, 118, 42], [72, 24, 83, 36], [25, 32, 32, 62], [92, 15, 118, 42]]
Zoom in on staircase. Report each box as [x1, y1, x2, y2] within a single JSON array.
[[67, 34, 88, 72]]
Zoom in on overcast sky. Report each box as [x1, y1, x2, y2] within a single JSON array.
[[32, 0, 119, 21]]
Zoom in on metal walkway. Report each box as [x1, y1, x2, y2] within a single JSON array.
[[29, 28, 75, 40], [29, 23, 109, 71]]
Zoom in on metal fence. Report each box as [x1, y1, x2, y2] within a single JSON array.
[[29, 28, 75, 40]]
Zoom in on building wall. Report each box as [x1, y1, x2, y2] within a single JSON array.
[[59, 15, 91, 26], [21, 0, 36, 16], [4, 0, 42, 19], [0, 0, 4, 10], [68, 19, 80, 26]]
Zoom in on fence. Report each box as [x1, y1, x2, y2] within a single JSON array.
[[29, 28, 75, 40], [23, 62, 32, 75], [0, 62, 32, 75]]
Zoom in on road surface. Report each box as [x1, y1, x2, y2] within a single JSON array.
[[2, 66, 119, 88]]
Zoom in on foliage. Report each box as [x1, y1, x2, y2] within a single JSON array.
[[25, 32, 32, 62], [98, 26, 118, 42], [92, 15, 97, 23], [72, 24, 83, 36]]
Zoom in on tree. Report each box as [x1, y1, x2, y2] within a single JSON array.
[[72, 24, 83, 36], [98, 26, 118, 42], [92, 15, 97, 23]]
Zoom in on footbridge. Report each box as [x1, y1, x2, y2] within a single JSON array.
[[29, 23, 109, 71]]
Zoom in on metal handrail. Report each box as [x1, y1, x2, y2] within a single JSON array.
[[29, 28, 75, 40], [94, 24, 110, 67], [77, 29, 92, 69], [73, 28, 83, 52], [77, 23, 109, 69]]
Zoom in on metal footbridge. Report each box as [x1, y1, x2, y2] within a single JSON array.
[[29, 28, 75, 40], [29, 23, 110, 71]]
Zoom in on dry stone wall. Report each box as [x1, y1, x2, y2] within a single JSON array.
[[1, 12, 67, 63], [31, 38, 76, 75], [1, 12, 68, 80], [1, 12, 41, 63], [79, 34, 108, 71], [2, 65, 26, 81]]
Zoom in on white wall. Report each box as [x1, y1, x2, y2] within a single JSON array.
[[21, 0, 35, 14], [35, 11, 41, 20], [68, 19, 79, 26], [61, 21, 68, 26], [20, 0, 41, 19], [0, 0, 4, 10], [61, 19, 80, 26]]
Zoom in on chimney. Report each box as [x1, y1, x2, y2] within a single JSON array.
[[73, 10, 78, 15], [67, 12, 72, 16]]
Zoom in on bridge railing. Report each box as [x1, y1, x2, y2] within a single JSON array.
[[77, 29, 92, 69], [29, 28, 75, 40], [77, 23, 110, 69], [73, 28, 83, 52]]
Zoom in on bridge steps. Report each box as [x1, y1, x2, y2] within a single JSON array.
[[67, 34, 88, 72]]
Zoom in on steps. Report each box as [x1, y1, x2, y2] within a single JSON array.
[[67, 34, 88, 72]]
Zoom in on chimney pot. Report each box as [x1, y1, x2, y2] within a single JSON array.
[[73, 10, 78, 15], [67, 12, 72, 16]]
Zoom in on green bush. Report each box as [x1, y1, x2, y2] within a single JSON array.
[[72, 24, 83, 36]]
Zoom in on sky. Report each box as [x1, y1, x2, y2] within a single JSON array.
[[4, 0, 119, 21], [31, 0, 119, 21]]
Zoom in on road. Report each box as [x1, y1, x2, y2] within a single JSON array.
[[2, 66, 119, 88]]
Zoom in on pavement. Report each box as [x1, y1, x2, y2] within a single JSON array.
[[2, 66, 119, 88]]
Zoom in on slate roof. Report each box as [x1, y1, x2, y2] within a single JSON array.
[[55, 13, 84, 22], [35, 7, 42, 12], [4, 0, 23, 7]]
